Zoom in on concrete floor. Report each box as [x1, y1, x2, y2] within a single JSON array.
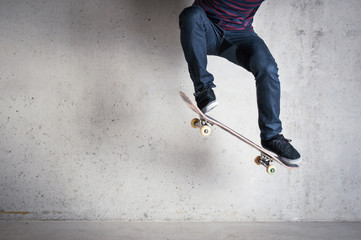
[[0, 222, 361, 240]]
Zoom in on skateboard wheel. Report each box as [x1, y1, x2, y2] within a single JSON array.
[[254, 156, 262, 165], [191, 118, 200, 128], [266, 165, 277, 175], [200, 125, 211, 136]]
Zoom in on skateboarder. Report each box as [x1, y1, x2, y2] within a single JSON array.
[[179, 0, 301, 164]]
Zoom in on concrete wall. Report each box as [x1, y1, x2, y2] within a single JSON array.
[[0, 0, 360, 221]]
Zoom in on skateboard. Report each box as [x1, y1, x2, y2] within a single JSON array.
[[180, 91, 299, 175]]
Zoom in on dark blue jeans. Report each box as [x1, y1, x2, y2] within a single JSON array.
[[179, 6, 282, 141]]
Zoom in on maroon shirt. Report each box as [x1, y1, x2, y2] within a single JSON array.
[[193, 0, 264, 31]]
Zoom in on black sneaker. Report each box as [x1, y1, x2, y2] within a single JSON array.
[[194, 88, 218, 113], [261, 134, 301, 165]]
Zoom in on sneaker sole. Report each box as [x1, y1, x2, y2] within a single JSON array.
[[201, 101, 218, 114], [278, 155, 302, 165]]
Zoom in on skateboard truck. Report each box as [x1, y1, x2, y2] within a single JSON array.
[[191, 118, 212, 137], [254, 154, 277, 175]]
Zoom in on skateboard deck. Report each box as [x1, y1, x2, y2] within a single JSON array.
[[180, 91, 299, 175]]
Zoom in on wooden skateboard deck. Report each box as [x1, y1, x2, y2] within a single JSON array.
[[180, 91, 299, 175]]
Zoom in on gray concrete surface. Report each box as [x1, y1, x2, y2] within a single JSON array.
[[1, 222, 361, 240], [1, 0, 361, 221]]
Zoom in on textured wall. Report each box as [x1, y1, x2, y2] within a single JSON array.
[[0, 0, 360, 221]]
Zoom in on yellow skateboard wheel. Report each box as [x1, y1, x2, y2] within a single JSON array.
[[191, 118, 200, 128], [254, 156, 262, 165], [200, 125, 211, 136], [266, 165, 276, 175]]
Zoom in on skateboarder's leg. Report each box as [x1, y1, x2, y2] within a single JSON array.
[[248, 37, 282, 141], [218, 32, 282, 141], [179, 6, 223, 93], [218, 32, 300, 161]]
